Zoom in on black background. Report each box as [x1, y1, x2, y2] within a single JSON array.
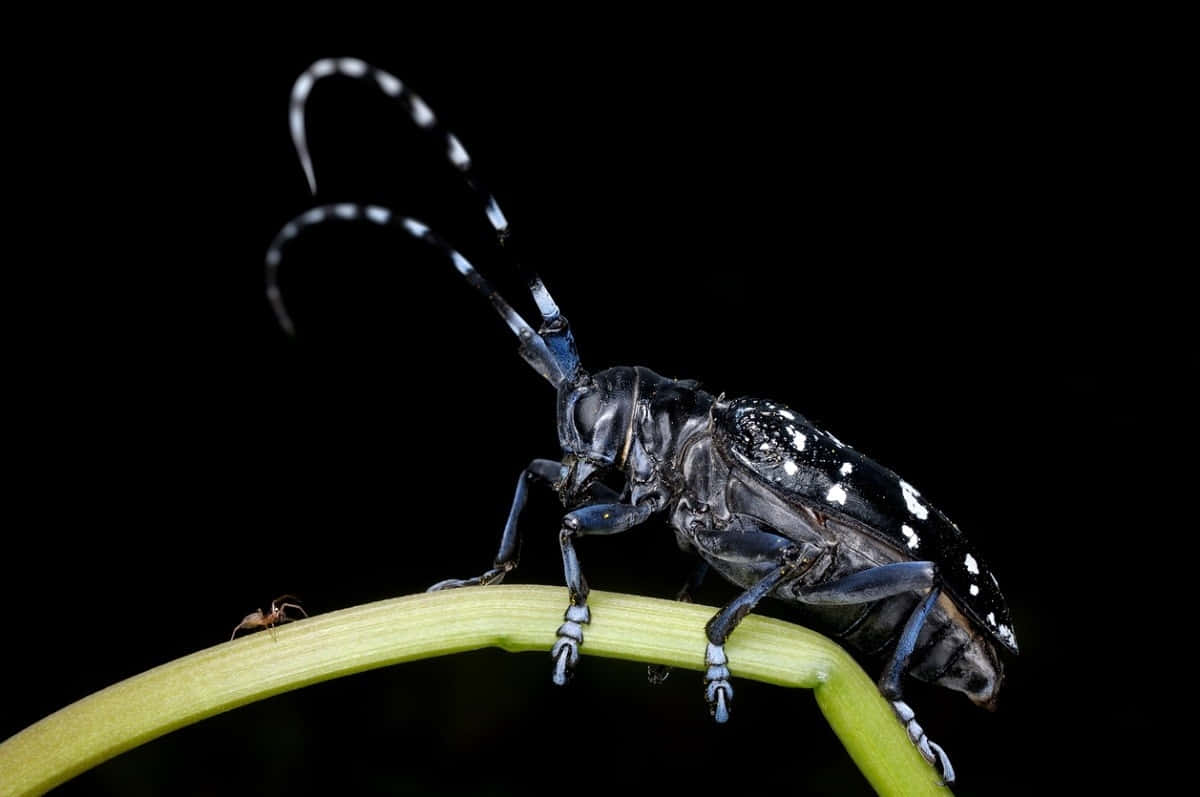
[[4, 24, 1138, 796]]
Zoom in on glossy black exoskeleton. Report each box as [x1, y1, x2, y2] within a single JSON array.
[[265, 59, 1017, 784]]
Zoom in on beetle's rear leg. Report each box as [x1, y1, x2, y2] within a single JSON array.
[[427, 459, 563, 591], [791, 563, 954, 782], [880, 586, 955, 784], [552, 500, 656, 685]]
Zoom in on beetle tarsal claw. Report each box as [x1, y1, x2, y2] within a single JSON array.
[[426, 577, 470, 592], [426, 565, 510, 592], [551, 640, 575, 685], [891, 700, 955, 784], [928, 740, 955, 785], [550, 604, 590, 685], [703, 642, 734, 723]]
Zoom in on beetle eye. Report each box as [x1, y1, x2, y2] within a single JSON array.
[[573, 392, 602, 436]]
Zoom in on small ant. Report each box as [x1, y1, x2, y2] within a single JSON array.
[[230, 595, 308, 641]]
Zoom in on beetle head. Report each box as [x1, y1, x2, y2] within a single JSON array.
[[556, 367, 638, 500], [940, 639, 1004, 710]]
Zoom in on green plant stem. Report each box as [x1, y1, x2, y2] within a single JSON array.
[[0, 586, 949, 796]]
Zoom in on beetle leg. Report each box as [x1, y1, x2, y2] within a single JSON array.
[[428, 459, 563, 591], [790, 561, 935, 604], [882, 586, 956, 783], [648, 558, 710, 685], [552, 501, 656, 685], [700, 546, 809, 723], [688, 522, 819, 721], [788, 563, 952, 780]]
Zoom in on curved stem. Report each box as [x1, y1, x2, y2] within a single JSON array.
[[0, 586, 949, 796]]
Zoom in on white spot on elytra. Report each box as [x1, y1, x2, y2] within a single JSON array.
[[840, 462, 853, 475], [997, 624, 1016, 646], [759, 442, 771, 451], [783, 460, 798, 476], [899, 480, 928, 520], [969, 584, 980, 596], [779, 410, 795, 420], [986, 612, 996, 626], [792, 430, 806, 450], [964, 553, 979, 575], [826, 484, 847, 505], [901, 524, 919, 549]]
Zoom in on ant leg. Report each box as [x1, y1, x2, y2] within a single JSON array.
[[429, 459, 563, 591]]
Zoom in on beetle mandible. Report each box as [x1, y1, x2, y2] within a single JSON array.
[[265, 58, 1018, 784]]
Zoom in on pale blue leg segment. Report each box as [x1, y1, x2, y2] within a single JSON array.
[[552, 501, 655, 685], [701, 555, 799, 723], [878, 585, 956, 784], [690, 521, 811, 723], [790, 563, 954, 782]]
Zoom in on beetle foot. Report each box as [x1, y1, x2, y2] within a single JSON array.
[[891, 700, 955, 784], [426, 565, 510, 592], [703, 642, 733, 723], [551, 604, 590, 686]]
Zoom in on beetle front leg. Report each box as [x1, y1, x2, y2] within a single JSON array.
[[551, 500, 656, 685], [428, 459, 564, 591]]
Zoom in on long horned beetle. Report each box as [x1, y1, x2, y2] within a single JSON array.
[[265, 58, 1018, 784]]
